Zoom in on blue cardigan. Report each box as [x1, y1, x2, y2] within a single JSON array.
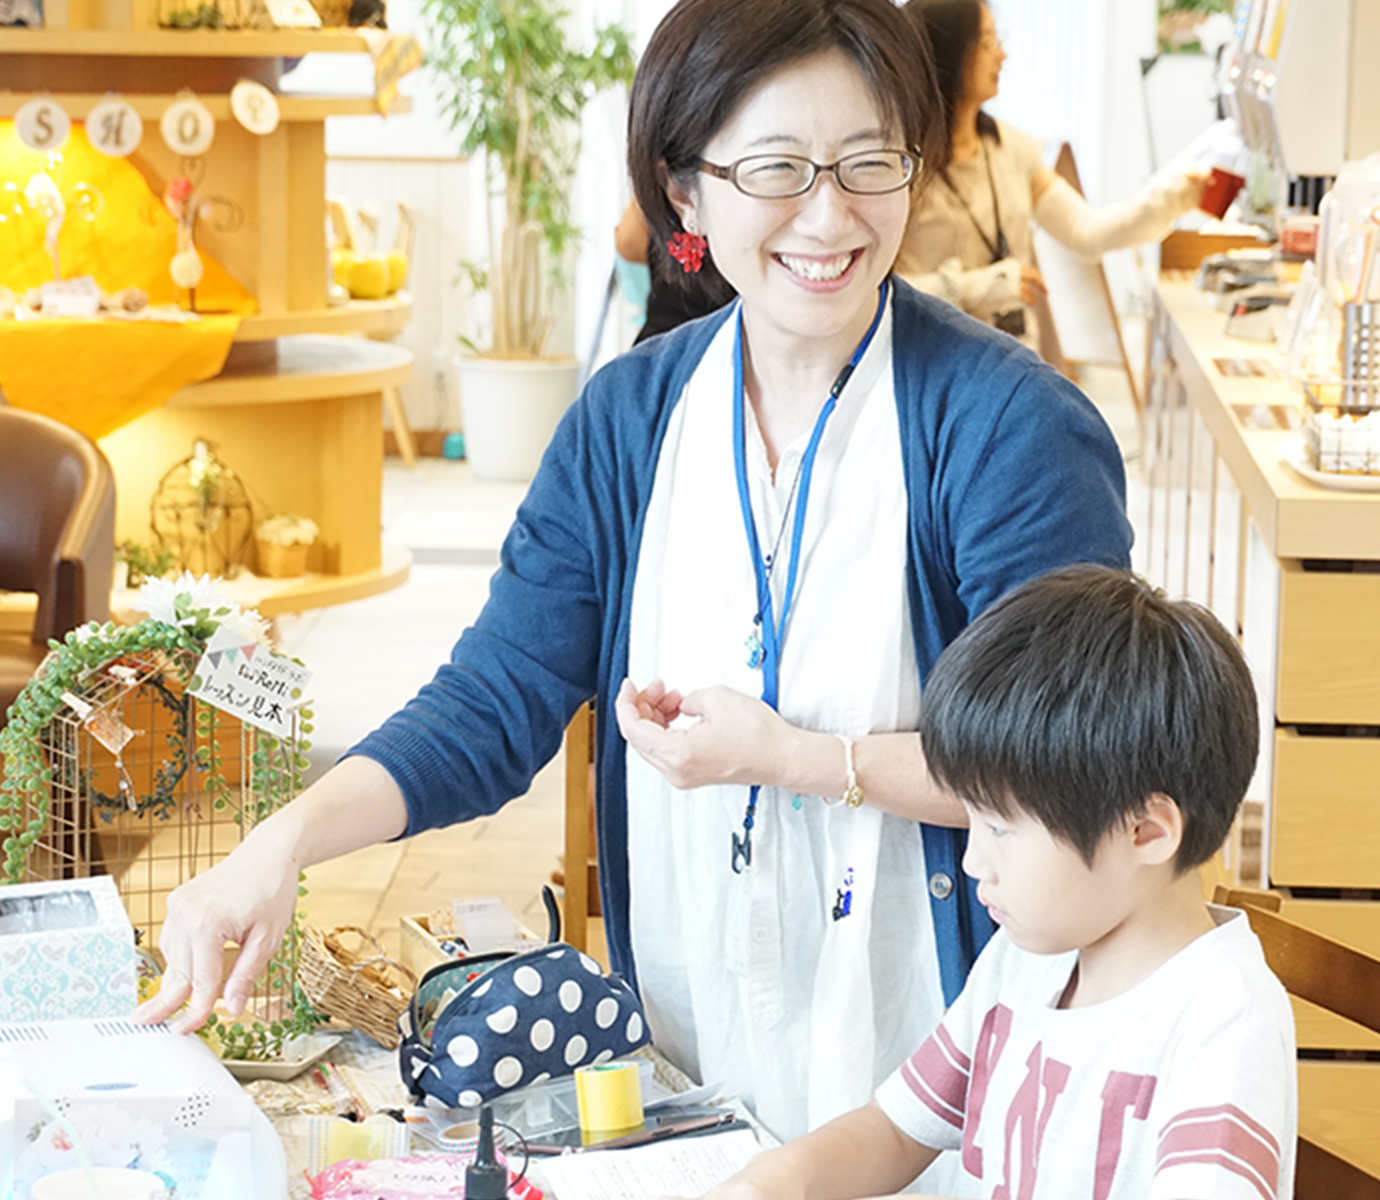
[[351, 280, 1132, 1004]]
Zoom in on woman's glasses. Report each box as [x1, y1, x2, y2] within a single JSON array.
[[699, 150, 918, 199]]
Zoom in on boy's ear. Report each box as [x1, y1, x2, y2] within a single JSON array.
[[1129, 793, 1185, 867]]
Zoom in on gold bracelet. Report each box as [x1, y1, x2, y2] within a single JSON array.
[[838, 735, 864, 809]]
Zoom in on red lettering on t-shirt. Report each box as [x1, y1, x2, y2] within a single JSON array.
[[1093, 1070, 1157, 1200], [991, 1043, 1071, 1200], [962, 1003, 1013, 1177]]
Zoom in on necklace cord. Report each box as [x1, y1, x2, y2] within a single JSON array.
[[728, 280, 890, 873]]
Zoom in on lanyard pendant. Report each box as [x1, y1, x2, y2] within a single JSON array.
[[731, 828, 752, 873], [745, 628, 764, 670]]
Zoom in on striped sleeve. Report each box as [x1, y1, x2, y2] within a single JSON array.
[[875, 1019, 972, 1151], [1154, 1104, 1283, 1200]]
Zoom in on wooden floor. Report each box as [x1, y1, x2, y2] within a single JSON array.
[[274, 460, 567, 966]]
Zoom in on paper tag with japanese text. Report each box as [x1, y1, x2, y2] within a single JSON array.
[[188, 627, 311, 739]]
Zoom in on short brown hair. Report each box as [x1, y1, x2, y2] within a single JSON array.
[[628, 0, 945, 300]]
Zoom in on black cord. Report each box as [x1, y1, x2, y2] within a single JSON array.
[[495, 1117, 531, 1187]]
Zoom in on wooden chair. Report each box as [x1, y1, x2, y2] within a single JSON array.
[[1214, 886, 1380, 1199], [559, 702, 607, 965]]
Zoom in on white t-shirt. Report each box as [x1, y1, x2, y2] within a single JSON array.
[[877, 906, 1297, 1199], [625, 297, 945, 1141]]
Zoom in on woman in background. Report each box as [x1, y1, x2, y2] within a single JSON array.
[[896, 0, 1206, 357]]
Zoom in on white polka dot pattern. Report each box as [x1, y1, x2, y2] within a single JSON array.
[[487, 1005, 518, 1034], [399, 940, 652, 1110], [448, 1035, 480, 1067], [564, 1034, 588, 1067]]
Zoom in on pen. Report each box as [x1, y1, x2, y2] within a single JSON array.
[[527, 1110, 740, 1156], [314, 1062, 366, 1120]]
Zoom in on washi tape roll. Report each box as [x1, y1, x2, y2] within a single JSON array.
[[575, 1061, 644, 1137]]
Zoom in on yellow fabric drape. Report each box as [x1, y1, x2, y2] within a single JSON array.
[[0, 119, 255, 439]]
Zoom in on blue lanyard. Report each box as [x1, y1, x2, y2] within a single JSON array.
[[728, 280, 889, 873]]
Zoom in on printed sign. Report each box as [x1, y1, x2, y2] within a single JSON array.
[[16, 98, 71, 152], [86, 97, 143, 158], [189, 626, 312, 740], [160, 95, 215, 158]]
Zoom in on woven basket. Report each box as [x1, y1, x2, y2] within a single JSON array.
[[309, 0, 350, 23], [256, 538, 311, 578], [300, 925, 417, 1049]]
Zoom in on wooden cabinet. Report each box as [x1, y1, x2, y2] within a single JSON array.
[[1146, 281, 1380, 1057], [0, 26, 413, 616]]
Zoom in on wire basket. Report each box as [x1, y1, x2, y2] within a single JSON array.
[[299, 925, 417, 1049]]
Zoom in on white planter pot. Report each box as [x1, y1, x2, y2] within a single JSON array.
[[454, 356, 580, 483]]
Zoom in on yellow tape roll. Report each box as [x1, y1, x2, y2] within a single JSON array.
[[575, 1061, 644, 1137]]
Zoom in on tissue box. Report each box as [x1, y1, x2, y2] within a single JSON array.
[[0, 875, 137, 1023]]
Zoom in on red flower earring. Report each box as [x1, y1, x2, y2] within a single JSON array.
[[667, 230, 707, 274]]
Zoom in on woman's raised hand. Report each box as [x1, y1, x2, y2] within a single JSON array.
[[615, 678, 790, 791]]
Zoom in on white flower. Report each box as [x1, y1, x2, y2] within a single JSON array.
[[220, 605, 272, 647], [256, 513, 319, 546], [129, 571, 273, 648], [130, 571, 217, 626]]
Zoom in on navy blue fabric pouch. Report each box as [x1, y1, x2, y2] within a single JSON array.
[[398, 941, 651, 1108]]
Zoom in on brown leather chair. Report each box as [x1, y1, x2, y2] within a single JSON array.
[[0, 408, 116, 730]]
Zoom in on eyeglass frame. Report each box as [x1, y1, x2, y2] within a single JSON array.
[[697, 149, 920, 199]]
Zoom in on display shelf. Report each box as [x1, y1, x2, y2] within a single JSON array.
[[0, 28, 373, 55], [0, 543, 411, 633], [0, 92, 401, 120], [235, 294, 413, 342], [5, 29, 416, 614], [171, 335, 412, 406]]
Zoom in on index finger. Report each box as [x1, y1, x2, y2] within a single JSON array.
[[171, 931, 234, 1034], [133, 968, 191, 1026]]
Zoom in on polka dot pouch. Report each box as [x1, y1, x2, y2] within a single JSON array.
[[397, 942, 651, 1108]]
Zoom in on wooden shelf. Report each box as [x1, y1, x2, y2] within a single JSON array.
[[171, 334, 412, 407], [0, 91, 402, 119], [0, 27, 373, 56], [235, 294, 413, 342], [0, 543, 412, 634]]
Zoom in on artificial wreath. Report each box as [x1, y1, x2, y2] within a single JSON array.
[[0, 572, 322, 1059]]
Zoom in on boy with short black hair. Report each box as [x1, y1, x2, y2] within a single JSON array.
[[690, 565, 1296, 1200]]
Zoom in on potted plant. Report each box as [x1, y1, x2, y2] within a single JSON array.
[[255, 513, 320, 578], [422, 0, 636, 480]]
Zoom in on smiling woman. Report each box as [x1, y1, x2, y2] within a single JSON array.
[[141, 0, 1132, 1179]]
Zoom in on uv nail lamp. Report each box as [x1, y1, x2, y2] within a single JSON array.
[[0, 1018, 287, 1200]]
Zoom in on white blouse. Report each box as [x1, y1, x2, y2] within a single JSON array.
[[625, 296, 945, 1141]]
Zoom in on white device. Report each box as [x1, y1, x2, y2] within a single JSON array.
[[0, 1019, 286, 1200]]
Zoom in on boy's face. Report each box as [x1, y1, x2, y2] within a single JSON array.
[[961, 801, 1141, 957]]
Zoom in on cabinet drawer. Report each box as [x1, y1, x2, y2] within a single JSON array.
[[1298, 1061, 1380, 1181], [1277, 565, 1380, 724], [1278, 898, 1380, 1052], [1271, 730, 1380, 889]]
